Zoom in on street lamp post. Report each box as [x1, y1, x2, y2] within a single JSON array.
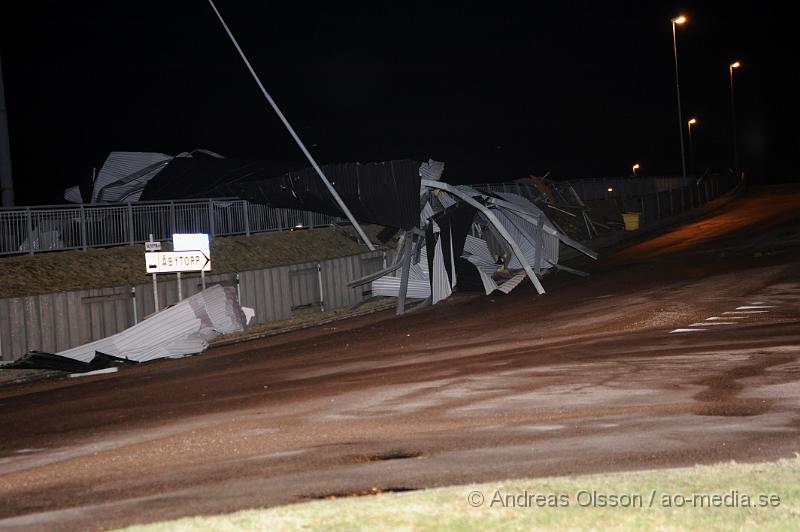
[[632, 163, 640, 177], [729, 61, 741, 180], [671, 15, 687, 180], [687, 117, 697, 171]]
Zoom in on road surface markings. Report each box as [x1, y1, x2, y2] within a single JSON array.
[[670, 301, 777, 334]]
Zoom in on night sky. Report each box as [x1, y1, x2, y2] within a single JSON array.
[[0, 1, 795, 206]]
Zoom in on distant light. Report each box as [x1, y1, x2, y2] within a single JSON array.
[[672, 15, 687, 24], [295, 224, 304, 228], [730, 61, 741, 69], [688, 118, 697, 125], [607, 187, 614, 192]]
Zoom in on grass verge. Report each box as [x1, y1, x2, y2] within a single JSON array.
[[0, 225, 389, 298], [121, 455, 800, 531]]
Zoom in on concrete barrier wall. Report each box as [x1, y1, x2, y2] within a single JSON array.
[[0, 250, 385, 361]]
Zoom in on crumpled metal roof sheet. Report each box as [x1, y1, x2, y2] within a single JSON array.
[[431, 232, 452, 304], [56, 285, 245, 364], [92, 151, 172, 203]]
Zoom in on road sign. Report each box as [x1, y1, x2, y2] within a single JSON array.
[[145, 241, 161, 252], [145, 251, 211, 274], [173, 233, 210, 253]]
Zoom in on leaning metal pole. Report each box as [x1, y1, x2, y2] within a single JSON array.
[[672, 21, 687, 180], [206, 0, 375, 251], [0, 55, 14, 207]]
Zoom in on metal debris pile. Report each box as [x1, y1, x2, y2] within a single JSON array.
[[349, 161, 598, 315]]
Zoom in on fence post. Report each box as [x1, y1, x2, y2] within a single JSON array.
[[170, 201, 176, 236], [243, 200, 250, 236], [208, 199, 215, 237], [26, 207, 33, 255], [127, 202, 135, 244], [79, 204, 88, 251]]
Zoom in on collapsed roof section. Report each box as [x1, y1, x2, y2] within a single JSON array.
[[63, 149, 224, 204], [65, 151, 422, 231], [347, 163, 599, 314], [140, 158, 423, 230]]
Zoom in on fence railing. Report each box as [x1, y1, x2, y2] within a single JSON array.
[[0, 199, 338, 256], [0, 174, 738, 257], [475, 173, 739, 225]]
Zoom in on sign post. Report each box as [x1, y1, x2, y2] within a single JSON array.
[[173, 233, 211, 291], [145, 233, 211, 314], [148, 234, 160, 312]]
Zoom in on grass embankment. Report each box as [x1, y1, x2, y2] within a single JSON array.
[[122, 456, 800, 531], [0, 225, 389, 298]]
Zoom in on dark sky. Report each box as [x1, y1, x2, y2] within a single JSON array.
[[0, 1, 795, 205]]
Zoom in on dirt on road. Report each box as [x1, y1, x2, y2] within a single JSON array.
[[1, 186, 799, 531]]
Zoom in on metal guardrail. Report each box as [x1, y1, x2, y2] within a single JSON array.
[[0, 198, 337, 256], [0, 175, 738, 257]]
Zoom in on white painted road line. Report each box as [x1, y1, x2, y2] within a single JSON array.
[[723, 310, 770, 314], [736, 305, 776, 310], [689, 322, 736, 326], [671, 328, 706, 333], [706, 316, 747, 320]]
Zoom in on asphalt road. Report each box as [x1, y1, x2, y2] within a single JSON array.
[[1, 186, 799, 531]]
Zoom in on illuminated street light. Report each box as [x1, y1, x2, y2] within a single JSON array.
[[632, 163, 640, 176], [729, 61, 742, 179], [687, 118, 698, 173], [671, 15, 688, 180]]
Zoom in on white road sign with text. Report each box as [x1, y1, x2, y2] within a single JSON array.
[[145, 250, 211, 273]]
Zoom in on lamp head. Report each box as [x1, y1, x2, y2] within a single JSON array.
[[672, 15, 687, 24]]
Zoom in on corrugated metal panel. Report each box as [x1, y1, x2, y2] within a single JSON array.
[[497, 270, 527, 294], [92, 152, 172, 203], [455, 184, 483, 198], [431, 234, 452, 304], [463, 235, 493, 261], [488, 209, 558, 271], [97, 164, 170, 203], [372, 277, 431, 299], [289, 262, 321, 313], [419, 159, 445, 181], [56, 285, 244, 363], [420, 201, 434, 226], [64, 185, 83, 204], [448, 227, 457, 288]]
